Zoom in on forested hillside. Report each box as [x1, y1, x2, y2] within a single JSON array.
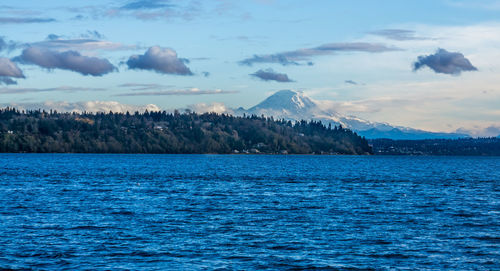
[[0, 108, 372, 154]]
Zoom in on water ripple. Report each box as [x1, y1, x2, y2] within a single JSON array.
[[0, 154, 499, 270]]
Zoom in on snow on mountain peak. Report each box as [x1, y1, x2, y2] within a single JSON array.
[[248, 90, 316, 114], [240, 89, 468, 139]]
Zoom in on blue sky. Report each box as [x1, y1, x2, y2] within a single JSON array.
[[1, 0, 500, 136]]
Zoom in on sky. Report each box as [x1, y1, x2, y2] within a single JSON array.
[[1, 0, 500, 136]]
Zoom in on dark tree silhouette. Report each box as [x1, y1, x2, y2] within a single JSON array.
[[0, 107, 372, 154], [370, 138, 500, 156]]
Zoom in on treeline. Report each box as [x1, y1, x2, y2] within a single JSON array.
[[0, 108, 372, 154], [370, 138, 500, 156]]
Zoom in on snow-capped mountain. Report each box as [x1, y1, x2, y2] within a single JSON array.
[[245, 90, 337, 120], [240, 90, 469, 139]]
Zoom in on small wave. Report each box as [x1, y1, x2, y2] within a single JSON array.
[[14, 251, 75, 259], [110, 210, 135, 216], [363, 239, 392, 245], [269, 245, 301, 251], [267, 262, 376, 271], [452, 212, 476, 218], [69, 225, 112, 230], [472, 236, 500, 243], [366, 253, 414, 259], [106, 250, 181, 258], [0, 267, 34, 271]]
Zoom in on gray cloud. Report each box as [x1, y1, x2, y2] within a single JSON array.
[[251, 69, 294, 82], [369, 29, 427, 41], [241, 54, 301, 66], [126, 46, 193, 75], [0, 37, 8, 51], [64, 1, 227, 22], [118, 83, 174, 90], [0, 17, 55, 24], [116, 88, 237, 96], [0, 57, 25, 85], [0, 37, 19, 52], [0, 77, 17, 85], [105, 0, 199, 21], [15, 47, 116, 76], [64, 0, 206, 22], [315, 42, 399, 52], [121, 0, 174, 10], [80, 30, 105, 39], [0, 58, 24, 77], [46, 34, 60, 40], [240, 42, 400, 66], [0, 86, 105, 94], [413, 48, 477, 75], [72, 15, 85, 20], [345, 80, 358, 85]]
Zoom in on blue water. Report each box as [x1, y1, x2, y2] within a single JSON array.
[[0, 154, 499, 270]]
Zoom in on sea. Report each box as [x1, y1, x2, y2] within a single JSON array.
[[0, 154, 499, 270]]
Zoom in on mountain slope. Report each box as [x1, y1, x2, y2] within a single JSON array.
[[242, 90, 469, 140]]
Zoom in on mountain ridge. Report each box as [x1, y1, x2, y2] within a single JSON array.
[[240, 89, 469, 140]]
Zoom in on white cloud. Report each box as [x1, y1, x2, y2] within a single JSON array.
[[301, 22, 500, 135], [456, 125, 500, 137], [187, 102, 232, 114], [30, 38, 137, 52]]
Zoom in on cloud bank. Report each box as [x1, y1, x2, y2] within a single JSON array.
[[116, 88, 237, 96], [4, 101, 161, 113], [0, 86, 105, 94], [251, 69, 294, 82], [413, 48, 477, 75], [118, 83, 174, 90], [0, 17, 55, 24], [369, 29, 427, 41], [15, 47, 116, 76], [240, 42, 400, 66], [188, 102, 232, 114], [0, 58, 25, 85], [30, 36, 136, 52], [126, 46, 193, 75]]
